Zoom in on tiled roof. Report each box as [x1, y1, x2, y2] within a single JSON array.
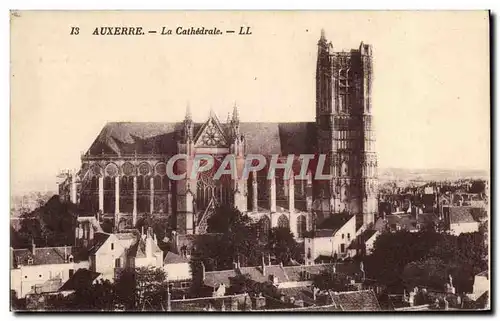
[[86, 121, 316, 156], [239, 265, 288, 283], [447, 207, 478, 224], [88, 232, 111, 255], [128, 237, 163, 258], [267, 304, 341, 312], [360, 229, 378, 241], [128, 238, 147, 258], [477, 270, 488, 278], [59, 269, 101, 292], [283, 262, 359, 282], [318, 213, 354, 231], [13, 246, 77, 266], [164, 251, 189, 264], [279, 286, 316, 305], [304, 229, 334, 238], [204, 270, 237, 288], [330, 290, 381, 311], [27, 278, 63, 295], [170, 294, 251, 311]]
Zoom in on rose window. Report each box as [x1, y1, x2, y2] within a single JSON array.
[[202, 122, 222, 146]]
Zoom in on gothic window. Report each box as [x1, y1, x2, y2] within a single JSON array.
[[121, 176, 134, 192], [104, 177, 115, 191], [92, 165, 102, 177], [105, 163, 119, 177], [155, 163, 167, 176], [277, 215, 290, 229], [200, 120, 225, 147], [259, 216, 271, 242], [122, 162, 135, 177], [138, 163, 151, 177], [297, 215, 307, 238], [339, 68, 351, 113], [154, 175, 162, 190], [90, 176, 98, 191]]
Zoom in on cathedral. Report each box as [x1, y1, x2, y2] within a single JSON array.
[[60, 30, 378, 238]]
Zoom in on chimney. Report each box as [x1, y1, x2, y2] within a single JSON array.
[[166, 290, 172, 311], [31, 238, 36, 256], [171, 230, 178, 252], [261, 255, 266, 276], [146, 228, 153, 258], [201, 261, 206, 281]]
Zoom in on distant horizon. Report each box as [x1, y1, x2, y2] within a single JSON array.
[[10, 165, 489, 197], [11, 12, 489, 198]]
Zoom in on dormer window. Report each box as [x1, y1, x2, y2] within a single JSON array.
[[68, 255, 74, 263], [27, 257, 33, 265]]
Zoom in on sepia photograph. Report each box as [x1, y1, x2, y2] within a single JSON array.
[[9, 10, 490, 312]]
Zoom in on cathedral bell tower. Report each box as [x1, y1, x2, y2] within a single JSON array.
[[315, 29, 378, 228]]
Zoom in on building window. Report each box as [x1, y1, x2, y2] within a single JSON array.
[[297, 215, 307, 238], [277, 215, 290, 229], [342, 234, 345, 239], [347, 233, 351, 240], [115, 258, 120, 268], [340, 244, 346, 253], [69, 269, 74, 277], [111, 243, 114, 250]]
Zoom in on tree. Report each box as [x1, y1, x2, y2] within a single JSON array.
[[13, 195, 80, 248], [312, 268, 356, 292], [69, 279, 116, 311], [402, 257, 454, 291], [365, 230, 445, 291], [116, 267, 169, 311], [268, 227, 301, 265], [202, 205, 263, 269]]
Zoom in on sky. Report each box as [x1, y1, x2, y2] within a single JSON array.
[[10, 11, 490, 195]]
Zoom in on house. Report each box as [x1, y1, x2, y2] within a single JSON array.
[[442, 206, 482, 235], [348, 229, 380, 256], [329, 290, 382, 311], [58, 268, 103, 295], [169, 293, 254, 311], [374, 211, 439, 234], [163, 251, 192, 289], [303, 213, 356, 265], [10, 244, 89, 298], [201, 258, 359, 295], [88, 227, 163, 281], [471, 271, 488, 301]]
